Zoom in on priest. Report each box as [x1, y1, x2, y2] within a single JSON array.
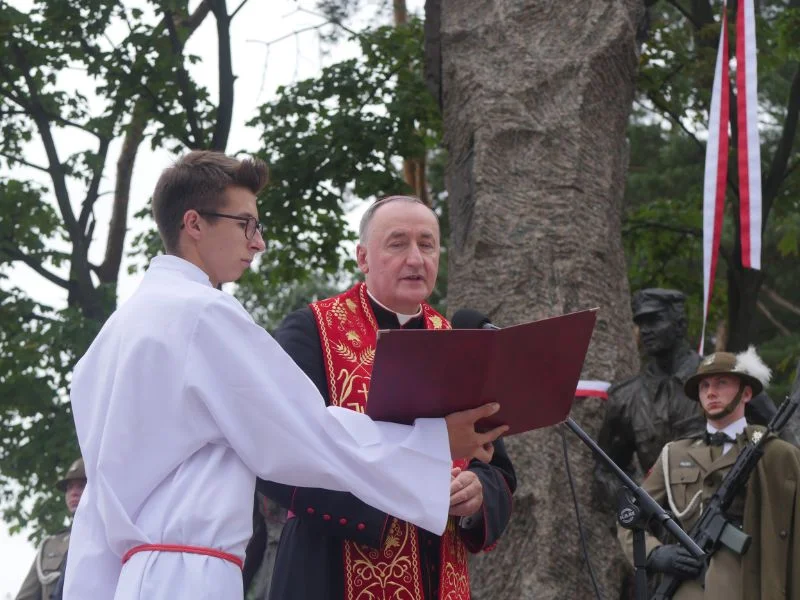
[[257, 195, 517, 600]]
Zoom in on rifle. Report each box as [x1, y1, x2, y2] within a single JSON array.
[[651, 360, 800, 600]]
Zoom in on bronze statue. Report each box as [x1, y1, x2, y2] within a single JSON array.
[[595, 289, 704, 503]]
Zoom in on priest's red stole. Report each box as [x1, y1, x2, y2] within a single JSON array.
[[311, 282, 470, 600]]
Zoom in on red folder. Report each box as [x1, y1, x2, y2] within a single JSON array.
[[366, 309, 598, 436]]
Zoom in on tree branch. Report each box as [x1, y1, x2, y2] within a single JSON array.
[[757, 300, 791, 336], [641, 94, 705, 153], [783, 159, 800, 183], [78, 137, 112, 235], [763, 64, 800, 220], [96, 110, 146, 284], [761, 284, 800, 318], [0, 245, 69, 289], [0, 61, 31, 108], [0, 151, 49, 173], [666, 0, 701, 29], [293, 7, 358, 36], [10, 45, 80, 246], [55, 116, 103, 139], [210, 0, 234, 151], [622, 219, 701, 237], [247, 23, 332, 48], [9, 43, 98, 313], [230, 0, 249, 20], [179, 0, 214, 32], [163, 8, 205, 147]]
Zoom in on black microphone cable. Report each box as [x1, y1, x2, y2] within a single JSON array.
[[450, 307, 605, 599], [560, 424, 604, 600]]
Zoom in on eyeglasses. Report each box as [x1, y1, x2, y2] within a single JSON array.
[[198, 211, 264, 240]]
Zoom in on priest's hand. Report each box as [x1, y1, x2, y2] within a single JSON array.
[[448, 470, 484, 516], [445, 402, 508, 460]]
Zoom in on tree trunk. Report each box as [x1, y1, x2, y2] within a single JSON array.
[[726, 262, 765, 352], [440, 1, 643, 597]]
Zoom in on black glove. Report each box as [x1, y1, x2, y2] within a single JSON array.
[[646, 544, 704, 580]]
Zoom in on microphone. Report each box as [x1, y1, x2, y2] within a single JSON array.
[[451, 308, 499, 330]]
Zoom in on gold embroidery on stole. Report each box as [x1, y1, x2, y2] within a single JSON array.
[[310, 282, 470, 600]]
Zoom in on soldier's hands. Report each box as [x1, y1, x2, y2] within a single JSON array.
[[448, 470, 484, 516], [445, 403, 508, 460], [646, 544, 703, 579]]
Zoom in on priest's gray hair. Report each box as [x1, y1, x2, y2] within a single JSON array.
[[358, 195, 438, 243]]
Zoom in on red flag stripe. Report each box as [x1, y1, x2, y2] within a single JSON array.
[[700, 3, 730, 353], [736, 0, 752, 266]]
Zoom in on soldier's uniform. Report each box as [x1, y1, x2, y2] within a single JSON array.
[[16, 531, 71, 600], [617, 351, 800, 600], [15, 459, 84, 600]]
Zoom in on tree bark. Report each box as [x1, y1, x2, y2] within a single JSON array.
[[726, 262, 765, 352], [96, 110, 147, 284], [440, 1, 643, 597]]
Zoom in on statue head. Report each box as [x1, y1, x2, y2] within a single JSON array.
[[631, 288, 688, 358]]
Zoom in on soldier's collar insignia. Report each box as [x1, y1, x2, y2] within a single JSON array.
[[751, 430, 764, 444], [679, 460, 694, 467]]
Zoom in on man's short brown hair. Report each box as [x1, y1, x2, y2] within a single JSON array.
[[152, 150, 269, 252]]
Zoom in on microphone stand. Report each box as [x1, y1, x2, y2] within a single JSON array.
[[562, 418, 704, 600]]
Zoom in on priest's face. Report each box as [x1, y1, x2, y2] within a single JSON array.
[[194, 186, 266, 286], [357, 201, 440, 314]]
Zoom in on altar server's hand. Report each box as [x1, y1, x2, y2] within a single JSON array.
[[448, 470, 483, 516], [445, 402, 508, 460]]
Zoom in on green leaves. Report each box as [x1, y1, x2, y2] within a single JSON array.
[[244, 18, 441, 288]]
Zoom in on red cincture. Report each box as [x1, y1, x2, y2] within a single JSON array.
[[122, 544, 243, 570], [311, 282, 470, 600]]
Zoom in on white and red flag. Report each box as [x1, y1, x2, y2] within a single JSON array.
[[700, 0, 761, 353], [575, 380, 611, 400]]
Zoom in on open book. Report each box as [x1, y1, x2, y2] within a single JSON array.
[[366, 309, 598, 436]]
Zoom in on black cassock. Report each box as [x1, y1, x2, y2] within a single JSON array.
[[244, 299, 517, 600]]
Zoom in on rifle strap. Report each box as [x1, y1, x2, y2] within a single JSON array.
[[662, 442, 703, 519]]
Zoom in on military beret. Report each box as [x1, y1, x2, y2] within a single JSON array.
[[631, 288, 686, 319]]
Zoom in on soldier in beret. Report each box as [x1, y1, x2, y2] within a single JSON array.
[[16, 458, 85, 600], [617, 347, 800, 599]]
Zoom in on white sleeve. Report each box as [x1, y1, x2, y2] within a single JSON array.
[[63, 482, 121, 600], [186, 295, 451, 535]]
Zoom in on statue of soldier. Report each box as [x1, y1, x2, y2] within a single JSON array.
[[16, 458, 86, 600], [595, 289, 704, 503]]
